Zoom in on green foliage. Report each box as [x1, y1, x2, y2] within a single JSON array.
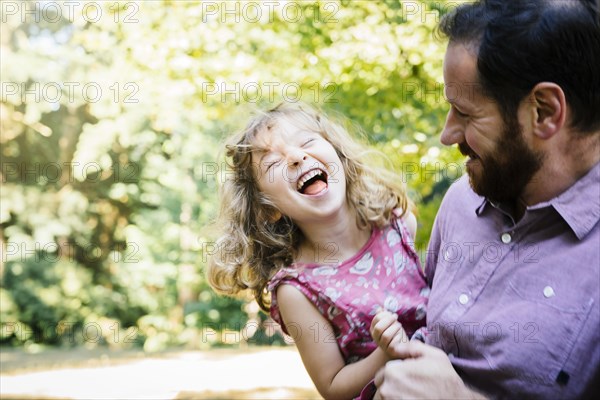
[[1, 0, 464, 348]]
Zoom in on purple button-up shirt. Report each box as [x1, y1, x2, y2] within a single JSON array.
[[424, 163, 600, 399]]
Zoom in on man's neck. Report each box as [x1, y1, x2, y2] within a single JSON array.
[[521, 131, 600, 208]]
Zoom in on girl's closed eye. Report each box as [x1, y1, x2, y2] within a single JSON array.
[[266, 159, 283, 171], [302, 138, 316, 147]]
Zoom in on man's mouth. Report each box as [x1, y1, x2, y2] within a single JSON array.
[[459, 143, 480, 161], [297, 168, 328, 195]]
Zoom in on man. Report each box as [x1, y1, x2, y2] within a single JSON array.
[[373, 0, 600, 398]]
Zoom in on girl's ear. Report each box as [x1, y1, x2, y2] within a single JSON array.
[[530, 82, 567, 140]]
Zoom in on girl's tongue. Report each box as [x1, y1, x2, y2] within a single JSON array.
[[303, 180, 327, 195]]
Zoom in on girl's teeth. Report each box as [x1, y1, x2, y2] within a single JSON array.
[[297, 170, 321, 190]]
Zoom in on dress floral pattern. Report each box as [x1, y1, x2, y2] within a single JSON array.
[[268, 218, 429, 364]]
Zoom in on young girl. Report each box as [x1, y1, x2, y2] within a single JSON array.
[[207, 102, 429, 399]]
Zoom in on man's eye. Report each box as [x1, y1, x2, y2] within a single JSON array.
[[453, 107, 469, 118]]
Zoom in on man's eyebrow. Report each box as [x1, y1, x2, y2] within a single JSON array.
[[446, 98, 471, 110]]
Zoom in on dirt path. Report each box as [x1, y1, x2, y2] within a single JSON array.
[[0, 347, 321, 399]]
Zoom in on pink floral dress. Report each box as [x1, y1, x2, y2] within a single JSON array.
[[268, 218, 429, 364]]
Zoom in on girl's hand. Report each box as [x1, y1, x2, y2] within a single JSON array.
[[370, 310, 409, 358]]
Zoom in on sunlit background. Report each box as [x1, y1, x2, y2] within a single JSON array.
[[1, 1, 464, 398]]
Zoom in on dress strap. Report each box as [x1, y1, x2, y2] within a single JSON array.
[[391, 216, 422, 271]]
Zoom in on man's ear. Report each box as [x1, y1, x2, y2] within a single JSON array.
[[530, 82, 567, 139]]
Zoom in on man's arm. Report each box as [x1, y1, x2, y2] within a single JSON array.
[[373, 340, 486, 400]]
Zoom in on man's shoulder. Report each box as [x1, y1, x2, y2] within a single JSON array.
[[428, 175, 483, 240], [441, 174, 483, 211]]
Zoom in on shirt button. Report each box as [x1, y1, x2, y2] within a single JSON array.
[[543, 286, 555, 298], [444, 249, 453, 260], [458, 294, 469, 305], [501, 233, 512, 244]]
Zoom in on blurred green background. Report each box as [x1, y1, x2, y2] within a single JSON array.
[[0, 0, 463, 353]]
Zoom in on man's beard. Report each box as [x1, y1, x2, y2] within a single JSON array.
[[461, 115, 545, 204]]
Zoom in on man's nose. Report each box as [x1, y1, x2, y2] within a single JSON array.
[[440, 110, 465, 146]]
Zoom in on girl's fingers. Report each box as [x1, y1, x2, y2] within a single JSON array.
[[389, 324, 409, 347], [379, 322, 404, 349], [371, 311, 406, 352], [370, 312, 396, 341]]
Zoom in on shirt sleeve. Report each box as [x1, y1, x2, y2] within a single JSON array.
[[424, 176, 479, 287], [424, 212, 442, 288], [268, 268, 318, 336]]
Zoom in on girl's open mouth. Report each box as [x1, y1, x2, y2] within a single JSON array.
[[297, 168, 328, 195]]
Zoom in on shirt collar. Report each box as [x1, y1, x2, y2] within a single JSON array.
[[544, 161, 600, 240], [475, 198, 488, 216], [474, 162, 600, 240]]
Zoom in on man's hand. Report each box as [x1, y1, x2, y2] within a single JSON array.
[[373, 340, 486, 399], [370, 311, 408, 357]]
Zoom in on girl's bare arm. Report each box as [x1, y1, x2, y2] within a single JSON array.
[[277, 284, 389, 399]]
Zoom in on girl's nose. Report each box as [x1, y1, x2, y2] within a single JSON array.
[[288, 149, 308, 166]]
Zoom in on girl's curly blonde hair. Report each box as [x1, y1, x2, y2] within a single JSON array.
[[206, 102, 412, 312]]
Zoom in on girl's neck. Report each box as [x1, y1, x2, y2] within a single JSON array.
[[295, 206, 371, 265]]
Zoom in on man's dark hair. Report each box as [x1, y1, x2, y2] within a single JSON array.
[[438, 0, 600, 134]]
